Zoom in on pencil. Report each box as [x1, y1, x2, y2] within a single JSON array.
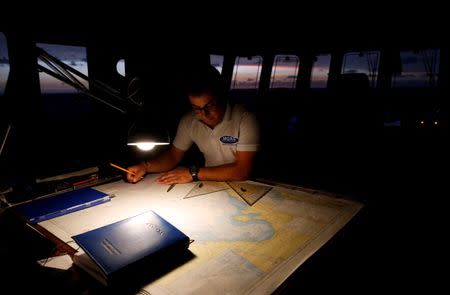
[[167, 184, 176, 192], [109, 163, 143, 179]]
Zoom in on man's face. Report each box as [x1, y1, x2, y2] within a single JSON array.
[[189, 93, 225, 128]]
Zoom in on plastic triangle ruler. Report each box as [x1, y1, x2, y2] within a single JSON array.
[[226, 181, 273, 205], [183, 181, 230, 199]]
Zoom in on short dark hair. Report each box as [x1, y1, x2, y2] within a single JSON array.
[[181, 65, 226, 102]]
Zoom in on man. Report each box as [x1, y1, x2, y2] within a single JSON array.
[[126, 65, 260, 185]]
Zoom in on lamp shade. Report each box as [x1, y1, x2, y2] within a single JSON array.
[[127, 123, 170, 151]]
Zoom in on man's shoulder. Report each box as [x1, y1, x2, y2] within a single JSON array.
[[230, 103, 254, 116], [179, 111, 197, 125], [230, 104, 257, 121]]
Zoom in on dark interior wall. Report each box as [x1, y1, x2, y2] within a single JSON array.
[[1, 29, 447, 194]]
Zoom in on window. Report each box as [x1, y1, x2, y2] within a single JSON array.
[[310, 54, 331, 88], [37, 43, 89, 94], [116, 58, 126, 77], [231, 55, 263, 90], [270, 54, 299, 89], [341, 51, 380, 88], [0, 32, 10, 96], [210, 54, 224, 74], [392, 49, 440, 88]]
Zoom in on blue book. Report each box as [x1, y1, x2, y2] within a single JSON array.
[[12, 187, 110, 223], [71, 210, 191, 286]]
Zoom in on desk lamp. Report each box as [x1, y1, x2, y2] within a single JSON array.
[[127, 121, 170, 151], [36, 46, 171, 150]]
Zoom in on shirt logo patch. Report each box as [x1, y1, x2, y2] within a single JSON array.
[[220, 135, 239, 144]]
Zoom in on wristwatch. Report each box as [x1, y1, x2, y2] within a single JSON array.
[[189, 165, 200, 181]]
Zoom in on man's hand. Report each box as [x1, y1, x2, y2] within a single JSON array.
[[126, 162, 147, 183], [157, 167, 192, 184]]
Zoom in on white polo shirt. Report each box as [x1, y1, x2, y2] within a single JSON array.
[[173, 103, 260, 167]]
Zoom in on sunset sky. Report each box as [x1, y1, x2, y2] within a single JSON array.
[[0, 34, 442, 98], [36, 42, 89, 94]]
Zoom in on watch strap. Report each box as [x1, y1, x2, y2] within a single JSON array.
[[189, 165, 199, 181]]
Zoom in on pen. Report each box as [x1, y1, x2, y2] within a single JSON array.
[[167, 184, 176, 192], [109, 163, 144, 179]]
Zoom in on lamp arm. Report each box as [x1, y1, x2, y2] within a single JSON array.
[[37, 64, 83, 90], [0, 123, 12, 157], [36, 46, 141, 114], [37, 47, 88, 91], [37, 64, 127, 114]]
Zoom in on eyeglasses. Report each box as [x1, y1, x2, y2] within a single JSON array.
[[192, 99, 219, 114]]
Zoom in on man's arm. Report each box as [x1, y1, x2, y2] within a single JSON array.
[[127, 146, 185, 183], [145, 145, 185, 173], [156, 150, 257, 184], [197, 151, 257, 181]]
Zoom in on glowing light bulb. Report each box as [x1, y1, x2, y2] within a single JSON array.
[[136, 143, 155, 151]]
